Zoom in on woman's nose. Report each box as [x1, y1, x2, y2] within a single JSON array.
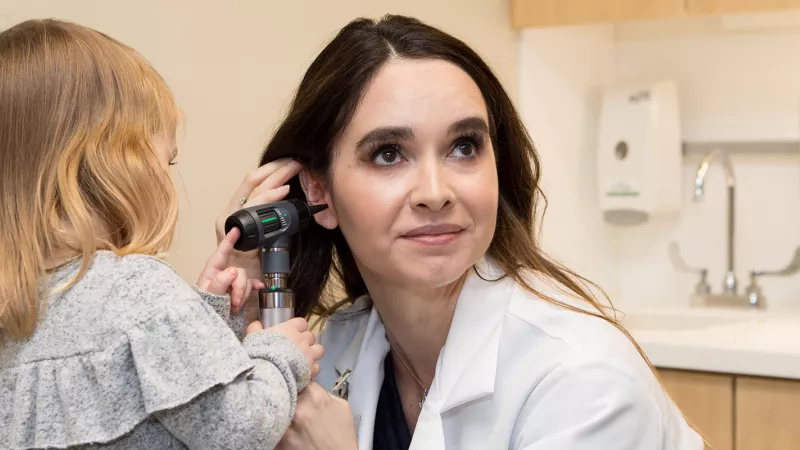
[[409, 158, 454, 212]]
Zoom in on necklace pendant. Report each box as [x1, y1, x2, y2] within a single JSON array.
[[419, 389, 428, 409]]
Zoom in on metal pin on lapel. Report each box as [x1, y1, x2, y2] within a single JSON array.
[[329, 369, 352, 400]]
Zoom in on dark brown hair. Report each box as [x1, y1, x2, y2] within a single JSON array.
[[261, 14, 553, 317]]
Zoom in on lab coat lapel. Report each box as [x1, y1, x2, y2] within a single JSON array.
[[438, 259, 510, 412], [334, 307, 388, 450], [410, 258, 512, 450]]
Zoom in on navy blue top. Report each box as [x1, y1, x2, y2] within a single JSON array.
[[372, 354, 412, 450]]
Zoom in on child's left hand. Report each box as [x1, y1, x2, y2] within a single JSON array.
[[197, 227, 265, 314]]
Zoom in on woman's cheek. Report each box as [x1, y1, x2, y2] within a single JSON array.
[[332, 174, 392, 233], [467, 167, 499, 231]]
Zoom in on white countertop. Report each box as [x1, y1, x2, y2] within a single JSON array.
[[618, 306, 800, 380]]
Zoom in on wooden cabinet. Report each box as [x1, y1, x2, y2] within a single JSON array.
[[510, 0, 684, 28], [658, 369, 800, 450], [511, 0, 800, 28], [659, 370, 734, 450], [687, 0, 800, 16], [735, 376, 800, 450]]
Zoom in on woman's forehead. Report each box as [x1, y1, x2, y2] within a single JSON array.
[[346, 59, 488, 136]]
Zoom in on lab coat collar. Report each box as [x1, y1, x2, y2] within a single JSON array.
[[333, 257, 513, 415], [434, 257, 511, 413], [334, 296, 373, 377], [334, 303, 388, 448]]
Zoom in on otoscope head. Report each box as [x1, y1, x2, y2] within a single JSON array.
[[224, 199, 328, 252]]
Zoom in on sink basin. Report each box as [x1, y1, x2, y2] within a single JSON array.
[[620, 312, 751, 331]]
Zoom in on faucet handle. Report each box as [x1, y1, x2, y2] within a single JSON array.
[[750, 247, 800, 278], [668, 242, 711, 295], [745, 247, 800, 306]]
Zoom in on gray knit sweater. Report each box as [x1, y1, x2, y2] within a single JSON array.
[[0, 251, 310, 449]]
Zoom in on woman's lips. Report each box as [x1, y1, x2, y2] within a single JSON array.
[[401, 224, 465, 246]]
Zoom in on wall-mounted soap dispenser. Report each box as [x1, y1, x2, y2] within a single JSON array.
[[596, 80, 682, 225]]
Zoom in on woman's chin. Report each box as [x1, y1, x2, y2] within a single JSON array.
[[393, 255, 476, 289]]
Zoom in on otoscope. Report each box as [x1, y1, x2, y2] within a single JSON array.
[[226, 198, 354, 398], [224, 199, 327, 328]]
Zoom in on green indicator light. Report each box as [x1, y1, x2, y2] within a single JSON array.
[[271, 286, 276, 291], [262, 216, 277, 224]]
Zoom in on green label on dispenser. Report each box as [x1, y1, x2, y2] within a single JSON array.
[[606, 191, 640, 197]]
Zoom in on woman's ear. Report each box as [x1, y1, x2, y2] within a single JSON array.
[[299, 169, 338, 230]]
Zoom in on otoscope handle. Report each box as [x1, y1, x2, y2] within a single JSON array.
[[260, 307, 295, 328], [258, 287, 295, 328]]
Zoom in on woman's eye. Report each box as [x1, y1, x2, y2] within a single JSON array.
[[372, 146, 403, 166], [450, 139, 479, 158]]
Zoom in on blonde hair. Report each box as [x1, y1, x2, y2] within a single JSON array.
[[0, 19, 182, 340]]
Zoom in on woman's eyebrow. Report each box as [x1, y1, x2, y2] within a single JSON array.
[[355, 117, 489, 150], [356, 126, 414, 150], [448, 116, 490, 135]]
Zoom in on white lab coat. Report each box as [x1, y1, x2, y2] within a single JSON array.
[[315, 258, 704, 449]]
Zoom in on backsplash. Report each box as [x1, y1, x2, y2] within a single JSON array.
[[519, 16, 800, 310]]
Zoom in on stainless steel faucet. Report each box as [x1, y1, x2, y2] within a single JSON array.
[[693, 149, 738, 295], [670, 145, 800, 309]]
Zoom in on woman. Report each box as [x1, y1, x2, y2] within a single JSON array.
[[0, 19, 326, 449], [220, 15, 704, 449]]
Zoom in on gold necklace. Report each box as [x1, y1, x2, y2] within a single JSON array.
[[389, 344, 430, 409]]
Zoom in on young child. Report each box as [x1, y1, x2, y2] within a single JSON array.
[[0, 19, 322, 449]]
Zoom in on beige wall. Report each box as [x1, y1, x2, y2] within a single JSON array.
[[1, 0, 518, 280]]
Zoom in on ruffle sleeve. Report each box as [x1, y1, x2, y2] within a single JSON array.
[[0, 297, 254, 449]]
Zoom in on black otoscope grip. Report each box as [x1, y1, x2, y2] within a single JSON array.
[[224, 199, 328, 252]]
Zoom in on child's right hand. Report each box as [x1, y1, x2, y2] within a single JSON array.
[[247, 318, 324, 379], [196, 227, 264, 314]]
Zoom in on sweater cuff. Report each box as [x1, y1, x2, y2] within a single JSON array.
[[192, 284, 245, 341], [243, 331, 310, 392]]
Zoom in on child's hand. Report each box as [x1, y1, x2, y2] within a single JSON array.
[[247, 318, 324, 379], [197, 227, 265, 314]]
